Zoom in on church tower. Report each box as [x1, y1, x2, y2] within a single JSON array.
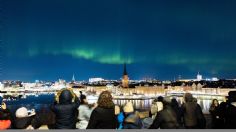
[[72, 74, 75, 82], [122, 63, 129, 88]]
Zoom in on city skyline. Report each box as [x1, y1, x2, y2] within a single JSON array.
[[0, 68, 230, 82], [1, 0, 236, 81]]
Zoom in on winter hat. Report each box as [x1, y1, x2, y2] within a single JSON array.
[[115, 105, 120, 115], [123, 102, 134, 113], [15, 107, 36, 118]]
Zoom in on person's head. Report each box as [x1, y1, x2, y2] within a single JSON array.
[[184, 93, 194, 102], [171, 98, 178, 103], [80, 94, 88, 105], [79, 91, 82, 95], [171, 98, 179, 107], [157, 96, 164, 102], [15, 107, 36, 118], [55, 88, 77, 104], [123, 102, 134, 114], [163, 97, 171, 107], [211, 99, 219, 107], [15, 107, 36, 129], [228, 91, 236, 103], [97, 91, 114, 109]]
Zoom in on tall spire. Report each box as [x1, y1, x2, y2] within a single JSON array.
[[72, 74, 75, 82], [123, 63, 128, 75]]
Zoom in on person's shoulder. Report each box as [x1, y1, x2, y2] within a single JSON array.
[[91, 107, 100, 113], [79, 104, 89, 110], [196, 103, 202, 108], [181, 103, 186, 108]]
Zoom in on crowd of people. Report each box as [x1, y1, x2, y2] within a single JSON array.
[[1, 88, 236, 129]]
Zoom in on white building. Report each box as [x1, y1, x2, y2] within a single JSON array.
[[212, 77, 219, 81], [89, 78, 104, 83], [197, 72, 203, 81], [0, 82, 3, 89]]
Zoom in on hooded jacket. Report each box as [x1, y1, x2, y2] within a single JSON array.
[[52, 90, 79, 129]]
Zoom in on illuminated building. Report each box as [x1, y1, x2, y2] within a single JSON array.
[[72, 74, 75, 82], [197, 72, 203, 81], [89, 78, 104, 83], [122, 63, 129, 88]]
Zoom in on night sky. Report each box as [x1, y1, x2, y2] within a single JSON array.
[[1, 0, 236, 81]]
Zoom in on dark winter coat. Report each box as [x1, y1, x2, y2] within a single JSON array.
[[181, 102, 206, 129], [52, 90, 79, 129], [149, 105, 179, 129], [225, 102, 236, 129], [87, 107, 117, 129], [209, 105, 224, 129]]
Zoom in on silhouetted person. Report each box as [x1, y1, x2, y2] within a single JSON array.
[[0, 102, 11, 130], [224, 91, 236, 129], [87, 91, 117, 129], [123, 102, 143, 129], [181, 93, 206, 129], [149, 97, 179, 129], [52, 89, 79, 129], [76, 94, 94, 129], [209, 99, 224, 129]]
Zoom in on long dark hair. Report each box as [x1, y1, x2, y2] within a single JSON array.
[[210, 99, 219, 110], [210, 99, 219, 108]]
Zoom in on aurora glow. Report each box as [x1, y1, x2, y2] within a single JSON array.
[[1, 0, 236, 81]]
